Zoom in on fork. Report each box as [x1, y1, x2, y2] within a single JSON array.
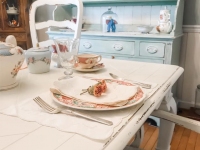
[[33, 96, 113, 126]]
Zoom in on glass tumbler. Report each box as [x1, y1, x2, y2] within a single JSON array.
[[53, 38, 80, 79]]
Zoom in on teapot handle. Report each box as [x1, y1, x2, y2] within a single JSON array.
[[167, 21, 172, 32]]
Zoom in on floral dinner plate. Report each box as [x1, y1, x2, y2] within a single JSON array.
[[51, 78, 146, 111]]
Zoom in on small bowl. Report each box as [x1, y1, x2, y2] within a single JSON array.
[[137, 25, 154, 33]]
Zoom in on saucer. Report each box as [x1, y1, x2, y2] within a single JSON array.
[[73, 63, 105, 72]]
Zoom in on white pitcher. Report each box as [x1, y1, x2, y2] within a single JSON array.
[[156, 21, 173, 34], [159, 7, 171, 23]]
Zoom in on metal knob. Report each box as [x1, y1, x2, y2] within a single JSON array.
[[113, 44, 123, 51], [146, 46, 158, 54]]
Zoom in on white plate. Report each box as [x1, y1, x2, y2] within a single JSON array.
[[73, 65, 105, 72], [51, 92, 146, 111]]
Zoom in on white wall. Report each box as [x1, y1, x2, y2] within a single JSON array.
[[183, 0, 200, 25], [177, 26, 200, 108]]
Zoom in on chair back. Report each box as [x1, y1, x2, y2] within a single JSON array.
[[29, 0, 83, 47]]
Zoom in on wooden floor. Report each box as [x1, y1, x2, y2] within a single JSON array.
[[140, 120, 200, 150]]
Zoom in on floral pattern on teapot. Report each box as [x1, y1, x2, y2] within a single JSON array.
[[11, 60, 23, 78], [27, 57, 51, 65], [0, 35, 25, 90]]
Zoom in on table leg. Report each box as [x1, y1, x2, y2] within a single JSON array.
[[124, 126, 144, 150], [156, 91, 177, 150]]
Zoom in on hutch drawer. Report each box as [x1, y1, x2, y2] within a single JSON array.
[[102, 55, 164, 64], [79, 39, 135, 56], [139, 42, 166, 58]]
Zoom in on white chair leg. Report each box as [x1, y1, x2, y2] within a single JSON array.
[[152, 110, 200, 134]]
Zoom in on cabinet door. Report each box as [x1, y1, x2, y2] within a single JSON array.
[[1, 0, 26, 32]]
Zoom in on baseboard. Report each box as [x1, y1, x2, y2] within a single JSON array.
[[177, 100, 195, 109], [183, 25, 200, 33]]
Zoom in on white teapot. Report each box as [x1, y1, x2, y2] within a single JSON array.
[[0, 35, 24, 90], [156, 21, 173, 34]]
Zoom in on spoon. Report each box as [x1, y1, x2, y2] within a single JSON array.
[[109, 73, 151, 89]]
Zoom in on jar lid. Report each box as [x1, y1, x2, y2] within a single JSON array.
[[27, 43, 49, 52], [28, 47, 49, 52], [102, 7, 117, 16]]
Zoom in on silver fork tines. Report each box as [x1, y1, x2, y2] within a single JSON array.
[[33, 96, 113, 126], [33, 97, 58, 113]]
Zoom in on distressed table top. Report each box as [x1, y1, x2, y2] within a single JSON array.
[[0, 58, 183, 150]]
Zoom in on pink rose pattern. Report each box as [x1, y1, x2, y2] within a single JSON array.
[[11, 61, 23, 78], [53, 78, 144, 109], [27, 57, 51, 65], [17, 48, 23, 55]]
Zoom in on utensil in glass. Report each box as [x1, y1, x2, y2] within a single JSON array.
[[33, 96, 113, 126], [53, 38, 79, 79]]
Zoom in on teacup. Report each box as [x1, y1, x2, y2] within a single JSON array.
[[75, 53, 102, 69]]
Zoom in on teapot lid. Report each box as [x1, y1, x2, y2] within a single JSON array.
[[28, 47, 49, 52], [0, 41, 15, 50]]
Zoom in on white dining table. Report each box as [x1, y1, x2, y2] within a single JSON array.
[[0, 58, 183, 150]]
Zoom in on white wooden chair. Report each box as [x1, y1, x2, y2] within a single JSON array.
[[29, 0, 83, 47]]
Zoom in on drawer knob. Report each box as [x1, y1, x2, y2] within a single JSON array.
[[83, 42, 92, 49], [146, 46, 158, 54], [113, 44, 123, 51]]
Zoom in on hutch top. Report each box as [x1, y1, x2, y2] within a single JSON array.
[[46, 0, 184, 65]]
